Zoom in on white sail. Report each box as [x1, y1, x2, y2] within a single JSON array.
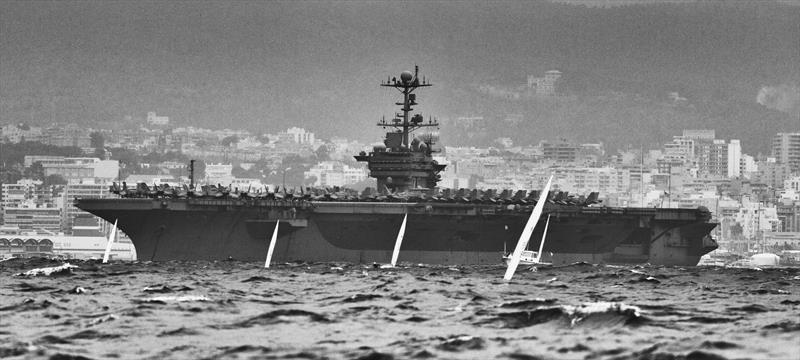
[[535, 214, 551, 263], [264, 220, 280, 268], [504, 175, 553, 281], [102, 219, 118, 264], [390, 214, 408, 267]]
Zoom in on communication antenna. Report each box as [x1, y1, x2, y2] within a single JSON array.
[[189, 160, 195, 189], [378, 68, 436, 147]]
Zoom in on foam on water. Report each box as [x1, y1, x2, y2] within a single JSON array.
[[15, 263, 78, 277], [0, 258, 798, 359]]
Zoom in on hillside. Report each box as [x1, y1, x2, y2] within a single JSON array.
[[439, 90, 795, 153], [1, 1, 797, 153]]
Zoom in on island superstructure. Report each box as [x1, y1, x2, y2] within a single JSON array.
[[354, 66, 445, 192]]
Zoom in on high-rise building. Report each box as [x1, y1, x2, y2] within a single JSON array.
[[663, 130, 730, 177], [728, 140, 741, 178], [695, 139, 728, 177], [663, 136, 695, 164], [1, 181, 60, 206], [756, 159, 791, 190], [61, 181, 111, 232], [542, 139, 580, 163], [772, 132, 800, 174], [741, 154, 757, 178], [1, 180, 63, 233], [776, 200, 800, 232], [2, 207, 62, 233]]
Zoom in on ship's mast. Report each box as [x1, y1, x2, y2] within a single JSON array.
[[356, 66, 446, 191], [379, 65, 438, 147]]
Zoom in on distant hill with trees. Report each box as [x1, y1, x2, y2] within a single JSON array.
[[1, 1, 797, 153]]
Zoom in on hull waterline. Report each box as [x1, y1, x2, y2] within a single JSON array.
[[76, 198, 717, 266]]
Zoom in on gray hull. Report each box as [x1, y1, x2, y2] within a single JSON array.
[[75, 198, 717, 266]]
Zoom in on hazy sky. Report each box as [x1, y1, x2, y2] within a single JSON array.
[[1, 1, 797, 148]]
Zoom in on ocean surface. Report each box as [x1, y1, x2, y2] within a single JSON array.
[[1, 258, 799, 360]]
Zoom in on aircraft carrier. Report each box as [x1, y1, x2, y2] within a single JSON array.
[[75, 67, 718, 266]]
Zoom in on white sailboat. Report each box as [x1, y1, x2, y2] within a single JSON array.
[[502, 214, 553, 266], [390, 213, 408, 267], [264, 220, 280, 268], [102, 219, 118, 264], [504, 176, 554, 281]]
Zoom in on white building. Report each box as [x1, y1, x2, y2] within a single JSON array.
[[663, 136, 695, 164], [61, 180, 112, 232], [551, 167, 632, 195], [235, 136, 264, 149], [146, 112, 169, 126], [0, 180, 63, 232], [24, 155, 65, 167], [475, 176, 530, 191], [785, 175, 800, 193], [304, 161, 367, 187], [205, 163, 234, 185], [1, 179, 49, 208], [0, 233, 136, 261], [2, 206, 62, 234], [124, 175, 177, 186], [230, 178, 265, 191], [448, 117, 484, 129], [740, 154, 757, 178], [281, 127, 315, 145], [38, 157, 119, 183], [727, 139, 741, 178], [527, 70, 562, 96], [734, 197, 782, 246]]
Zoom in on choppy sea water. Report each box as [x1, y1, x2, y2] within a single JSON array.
[[1, 258, 799, 360]]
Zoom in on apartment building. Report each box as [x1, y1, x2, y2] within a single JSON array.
[[304, 161, 367, 187], [772, 132, 800, 174]]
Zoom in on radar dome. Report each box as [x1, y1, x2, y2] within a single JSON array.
[[400, 71, 413, 83], [411, 137, 421, 150]]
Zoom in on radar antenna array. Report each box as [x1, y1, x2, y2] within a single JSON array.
[[378, 66, 438, 147]]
